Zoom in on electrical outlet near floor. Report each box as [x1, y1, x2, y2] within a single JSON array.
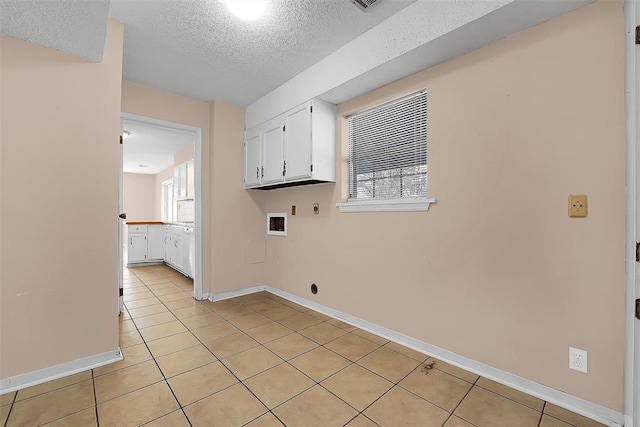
[[569, 347, 588, 373]]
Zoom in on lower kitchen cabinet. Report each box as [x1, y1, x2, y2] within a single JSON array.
[[128, 233, 147, 264], [126, 223, 194, 279], [147, 225, 165, 261]]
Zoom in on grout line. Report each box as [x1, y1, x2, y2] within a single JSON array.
[[2, 391, 17, 427], [128, 270, 194, 426], [91, 369, 100, 427], [538, 402, 547, 427]]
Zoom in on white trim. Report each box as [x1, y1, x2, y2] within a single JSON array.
[[120, 113, 204, 300], [267, 213, 288, 236], [0, 349, 122, 394], [216, 284, 624, 426], [208, 285, 268, 302], [336, 197, 436, 213], [624, 0, 639, 426]]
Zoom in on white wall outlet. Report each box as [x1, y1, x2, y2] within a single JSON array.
[[569, 347, 588, 373]]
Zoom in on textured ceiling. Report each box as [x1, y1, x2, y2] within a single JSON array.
[[108, 0, 417, 106], [0, 0, 109, 62]]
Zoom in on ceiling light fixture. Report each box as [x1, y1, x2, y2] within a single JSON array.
[[122, 130, 131, 139], [225, 0, 269, 21]]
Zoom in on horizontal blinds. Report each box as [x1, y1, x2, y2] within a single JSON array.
[[348, 90, 427, 200]]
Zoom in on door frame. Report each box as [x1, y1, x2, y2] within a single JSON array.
[[120, 113, 204, 301], [624, 0, 639, 426]]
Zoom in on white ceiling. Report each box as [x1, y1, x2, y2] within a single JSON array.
[[122, 121, 195, 175], [0, 0, 594, 121], [107, 0, 417, 106]]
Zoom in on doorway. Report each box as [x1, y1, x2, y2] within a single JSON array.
[[119, 113, 204, 306], [624, 0, 639, 426]]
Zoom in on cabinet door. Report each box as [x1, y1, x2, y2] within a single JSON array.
[[172, 235, 184, 272], [244, 134, 261, 187], [173, 166, 181, 199], [262, 123, 285, 185], [128, 234, 147, 263], [183, 229, 194, 278], [284, 103, 312, 181], [186, 159, 195, 199], [147, 225, 165, 261]]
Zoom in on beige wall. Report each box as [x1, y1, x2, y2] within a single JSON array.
[[123, 173, 156, 221], [154, 166, 173, 220], [210, 101, 267, 293], [263, 1, 625, 411], [0, 20, 124, 379]]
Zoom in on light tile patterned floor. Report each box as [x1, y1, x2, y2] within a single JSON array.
[[1, 265, 606, 426]]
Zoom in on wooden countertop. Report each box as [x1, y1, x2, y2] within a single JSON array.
[[125, 221, 164, 225]]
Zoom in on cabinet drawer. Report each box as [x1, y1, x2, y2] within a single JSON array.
[[128, 225, 147, 234]]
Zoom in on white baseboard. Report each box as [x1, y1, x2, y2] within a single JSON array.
[[0, 348, 123, 395], [208, 285, 268, 302], [254, 285, 623, 427]]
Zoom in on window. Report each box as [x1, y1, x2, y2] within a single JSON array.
[[337, 90, 435, 212]]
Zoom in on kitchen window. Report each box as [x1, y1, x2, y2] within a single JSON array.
[[336, 90, 436, 212]]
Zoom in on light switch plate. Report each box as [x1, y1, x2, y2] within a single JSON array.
[[568, 195, 587, 218]]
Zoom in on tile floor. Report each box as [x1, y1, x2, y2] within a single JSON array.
[[1, 264, 606, 427]]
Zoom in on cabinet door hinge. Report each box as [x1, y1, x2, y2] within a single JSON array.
[[283, 160, 286, 176], [310, 164, 313, 172], [283, 125, 286, 132], [636, 26, 640, 45], [119, 135, 123, 145], [636, 241, 640, 262], [119, 288, 123, 297], [636, 299, 640, 320], [310, 105, 313, 113]]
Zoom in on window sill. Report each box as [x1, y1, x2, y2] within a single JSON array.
[[336, 198, 436, 213]]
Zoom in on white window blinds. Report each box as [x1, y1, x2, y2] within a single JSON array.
[[347, 90, 427, 201]]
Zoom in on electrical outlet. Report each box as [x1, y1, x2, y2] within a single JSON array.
[[568, 195, 587, 218], [569, 347, 588, 373]]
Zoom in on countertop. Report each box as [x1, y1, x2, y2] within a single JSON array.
[[125, 221, 194, 228]]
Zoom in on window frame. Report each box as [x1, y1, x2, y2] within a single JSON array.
[[336, 90, 436, 213]]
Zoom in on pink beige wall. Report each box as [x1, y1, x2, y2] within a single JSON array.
[[210, 101, 267, 293], [0, 20, 124, 379], [154, 166, 173, 220], [123, 173, 156, 221], [174, 145, 194, 166], [263, 1, 625, 411]]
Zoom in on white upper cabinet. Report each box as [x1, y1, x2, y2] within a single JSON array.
[[284, 103, 312, 181], [173, 161, 193, 200], [262, 122, 285, 185], [244, 133, 262, 188], [244, 99, 336, 189]]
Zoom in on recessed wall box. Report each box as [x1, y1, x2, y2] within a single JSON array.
[[267, 213, 287, 236]]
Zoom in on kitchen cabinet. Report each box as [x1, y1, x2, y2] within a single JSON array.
[[262, 122, 285, 185], [165, 225, 194, 277], [128, 233, 147, 264], [244, 99, 336, 189], [244, 133, 261, 187], [147, 225, 165, 261], [127, 224, 161, 266], [173, 160, 194, 200]]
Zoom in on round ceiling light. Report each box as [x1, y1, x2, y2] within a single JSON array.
[[225, 0, 269, 21]]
